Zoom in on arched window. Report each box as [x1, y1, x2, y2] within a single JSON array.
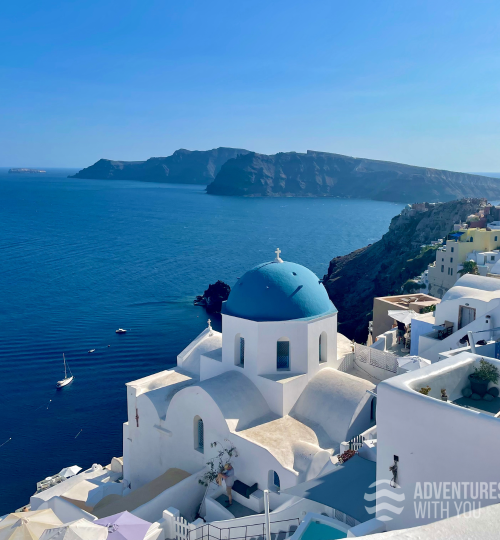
[[235, 334, 245, 367], [277, 338, 290, 371], [268, 470, 280, 492], [319, 332, 327, 363], [194, 416, 204, 453]]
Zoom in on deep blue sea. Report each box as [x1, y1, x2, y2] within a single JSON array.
[[0, 168, 404, 514]]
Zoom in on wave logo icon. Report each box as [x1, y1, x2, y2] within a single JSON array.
[[364, 479, 405, 522]]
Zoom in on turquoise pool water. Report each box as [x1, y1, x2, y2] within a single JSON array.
[[299, 520, 347, 540]]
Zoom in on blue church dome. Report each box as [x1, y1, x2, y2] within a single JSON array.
[[222, 259, 336, 322]]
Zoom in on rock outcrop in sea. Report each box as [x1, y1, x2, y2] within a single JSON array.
[[194, 280, 231, 313], [70, 147, 250, 184], [323, 198, 487, 342], [206, 150, 500, 203]]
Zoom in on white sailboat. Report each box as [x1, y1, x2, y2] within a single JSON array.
[[56, 354, 74, 388]]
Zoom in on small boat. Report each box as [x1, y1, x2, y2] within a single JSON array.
[[88, 349, 95, 353], [56, 354, 74, 388], [116, 328, 127, 334]]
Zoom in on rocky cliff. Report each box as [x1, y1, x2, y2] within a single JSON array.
[[207, 151, 500, 202], [70, 147, 250, 184], [323, 198, 487, 342]]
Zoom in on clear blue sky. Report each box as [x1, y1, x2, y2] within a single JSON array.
[[1, 0, 500, 170]]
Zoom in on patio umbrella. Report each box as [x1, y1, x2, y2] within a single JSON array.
[[94, 512, 151, 540], [57, 466, 82, 479], [40, 519, 108, 540], [0, 509, 62, 540], [388, 310, 418, 325], [398, 356, 431, 372]]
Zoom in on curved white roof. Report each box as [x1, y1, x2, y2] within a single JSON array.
[[177, 327, 222, 375], [291, 368, 375, 444], [196, 370, 273, 431], [162, 367, 374, 475], [442, 285, 499, 303], [239, 415, 333, 473], [441, 274, 500, 304]]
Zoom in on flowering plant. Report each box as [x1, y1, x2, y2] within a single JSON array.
[[337, 449, 356, 464]]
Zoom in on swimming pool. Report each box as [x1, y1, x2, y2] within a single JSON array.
[[296, 517, 348, 540]]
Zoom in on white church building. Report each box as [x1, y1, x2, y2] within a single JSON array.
[[18, 253, 500, 540], [123, 250, 375, 501]]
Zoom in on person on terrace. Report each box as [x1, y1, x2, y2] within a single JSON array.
[[221, 463, 235, 506]]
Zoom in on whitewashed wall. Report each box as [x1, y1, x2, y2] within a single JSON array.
[[376, 353, 500, 531], [132, 471, 205, 523]]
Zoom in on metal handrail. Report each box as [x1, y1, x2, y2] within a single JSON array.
[[189, 517, 300, 540]]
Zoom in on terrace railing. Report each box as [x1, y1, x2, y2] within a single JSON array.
[[348, 434, 365, 451], [187, 518, 300, 540], [355, 343, 398, 373]]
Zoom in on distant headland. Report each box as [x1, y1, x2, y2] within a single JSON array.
[[9, 168, 46, 174], [69, 147, 250, 185], [70, 148, 500, 203]]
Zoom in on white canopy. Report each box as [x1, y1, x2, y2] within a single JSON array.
[[0, 509, 62, 540], [398, 356, 431, 372], [388, 309, 418, 325], [40, 519, 108, 540], [57, 466, 82, 479]]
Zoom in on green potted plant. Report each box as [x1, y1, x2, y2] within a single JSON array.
[[469, 359, 499, 396]]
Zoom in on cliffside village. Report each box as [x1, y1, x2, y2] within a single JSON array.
[[7, 230, 500, 540]]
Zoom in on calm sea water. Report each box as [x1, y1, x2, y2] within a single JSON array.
[[0, 169, 404, 513]]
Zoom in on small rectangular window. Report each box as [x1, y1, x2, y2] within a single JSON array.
[[450, 268, 453, 276], [470, 237, 474, 242], [441, 265, 444, 272], [492, 256, 496, 261], [277, 341, 290, 370], [240, 337, 245, 367], [371, 398, 376, 421], [451, 247, 454, 253], [450, 258, 453, 263], [495, 236, 498, 242]]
